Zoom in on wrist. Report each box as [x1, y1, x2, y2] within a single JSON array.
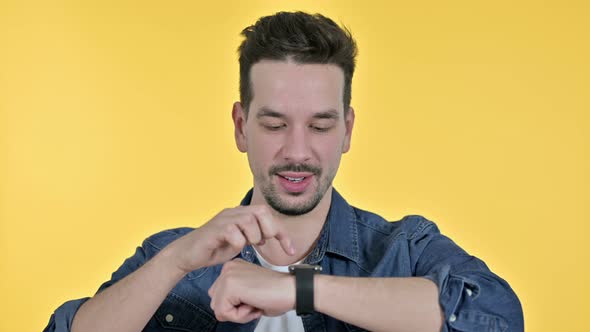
[[313, 274, 327, 313], [289, 264, 322, 315], [285, 274, 297, 311], [156, 246, 191, 279]]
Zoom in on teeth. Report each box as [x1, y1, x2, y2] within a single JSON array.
[[285, 176, 305, 182]]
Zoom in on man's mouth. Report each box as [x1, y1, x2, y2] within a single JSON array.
[[277, 172, 314, 181], [282, 176, 306, 183], [276, 172, 314, 192]]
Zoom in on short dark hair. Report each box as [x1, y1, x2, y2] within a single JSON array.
[[238, 11, 358, 115]]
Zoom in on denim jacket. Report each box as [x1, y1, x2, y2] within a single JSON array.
[[44, 188, 524, 331]]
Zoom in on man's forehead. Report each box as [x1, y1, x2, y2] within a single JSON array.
[[250, 59, 344, 86], [250, 58, 343, 73], [249, 59, 345, 116]]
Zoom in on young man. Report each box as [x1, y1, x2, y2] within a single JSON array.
[[45, 11, 523, 332]]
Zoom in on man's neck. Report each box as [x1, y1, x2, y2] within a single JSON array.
[[250, 186, 333, 266]]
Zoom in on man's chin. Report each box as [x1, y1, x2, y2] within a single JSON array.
[[270, 203, 316, 216], [265, 192, 320, 216], [279, 189, 306, 197]]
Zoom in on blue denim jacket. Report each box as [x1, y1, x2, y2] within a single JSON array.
[[44, 188, 524, 332]]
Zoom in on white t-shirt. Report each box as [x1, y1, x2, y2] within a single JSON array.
[[253, 248, 306, 332]]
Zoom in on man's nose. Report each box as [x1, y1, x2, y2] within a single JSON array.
[[281, 126, 312, 163]]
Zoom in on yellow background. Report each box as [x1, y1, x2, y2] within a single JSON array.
[[1, 1, 588, 331]]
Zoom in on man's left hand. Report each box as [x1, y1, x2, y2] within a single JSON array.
[[208, 258, 295, 323]]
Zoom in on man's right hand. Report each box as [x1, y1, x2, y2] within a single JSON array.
[[164, 205, 295, 274]]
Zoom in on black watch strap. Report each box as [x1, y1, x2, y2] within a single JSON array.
[[289, 264, 322, 316]]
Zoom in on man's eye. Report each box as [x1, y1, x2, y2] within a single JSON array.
[[311, 125, 331, 132], [263, 124, 285, 131]]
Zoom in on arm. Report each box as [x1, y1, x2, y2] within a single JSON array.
[[208, 217, 523, 332], [412, 219, 524, 332], [207, 260, 442, 331], [71, 247, 186, 332], [44, 240, 170, 332], [44, 205, 294, 332], [318, 218, 523, 332], [315, 275, 443, 332]]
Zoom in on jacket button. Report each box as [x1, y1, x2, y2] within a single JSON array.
[[165, 314, 174, 323], [466, 288, 473, 296], [449, 314, 457, 322]]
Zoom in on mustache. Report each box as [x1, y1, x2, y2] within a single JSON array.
[[269, 164, 322, 176]]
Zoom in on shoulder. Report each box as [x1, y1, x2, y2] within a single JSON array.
[[350, 207, 446, 275], [142, 227, 195, 251], [352, 206, 440, 239]]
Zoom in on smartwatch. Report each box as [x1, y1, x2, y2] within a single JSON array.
[[288, 264, 322, 316]]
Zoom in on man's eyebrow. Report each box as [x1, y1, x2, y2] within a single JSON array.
[[256, 107, 286, 119], [312, 110, 340, 120], [255, 107, 340, 120]]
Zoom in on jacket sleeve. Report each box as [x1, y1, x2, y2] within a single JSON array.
[[406, 216, 524, 332], [43, 241, 151, 332]]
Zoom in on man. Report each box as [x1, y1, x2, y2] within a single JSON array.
[[44, 11, 523, 332]]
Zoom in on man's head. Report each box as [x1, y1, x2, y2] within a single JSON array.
[[238, 11, 357, 115], [233, 12, 357, 216]]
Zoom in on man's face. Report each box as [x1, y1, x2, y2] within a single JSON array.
[[233, 59, 354, 216]]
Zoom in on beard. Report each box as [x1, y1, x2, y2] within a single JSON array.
[[258, 163, 334, 216]]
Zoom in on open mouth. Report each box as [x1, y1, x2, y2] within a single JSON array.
[[281, 175, 306, 183], [276, 172, 314, 193]]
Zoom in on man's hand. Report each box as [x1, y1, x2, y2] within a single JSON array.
[[208, 259, 295, 323], [164, 205, 295, 274]]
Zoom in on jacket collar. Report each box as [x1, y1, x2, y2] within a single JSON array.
[[239, 188, 359, 265]]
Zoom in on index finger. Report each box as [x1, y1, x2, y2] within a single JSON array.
[[248, 205, 295, 256]]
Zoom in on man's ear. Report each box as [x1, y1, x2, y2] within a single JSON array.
[[232, 101, 248, 153], [342, 106, 355, 153]]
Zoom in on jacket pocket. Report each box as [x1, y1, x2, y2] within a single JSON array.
[[449, 310, 508, 332], [153, 292, 216, 331]]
